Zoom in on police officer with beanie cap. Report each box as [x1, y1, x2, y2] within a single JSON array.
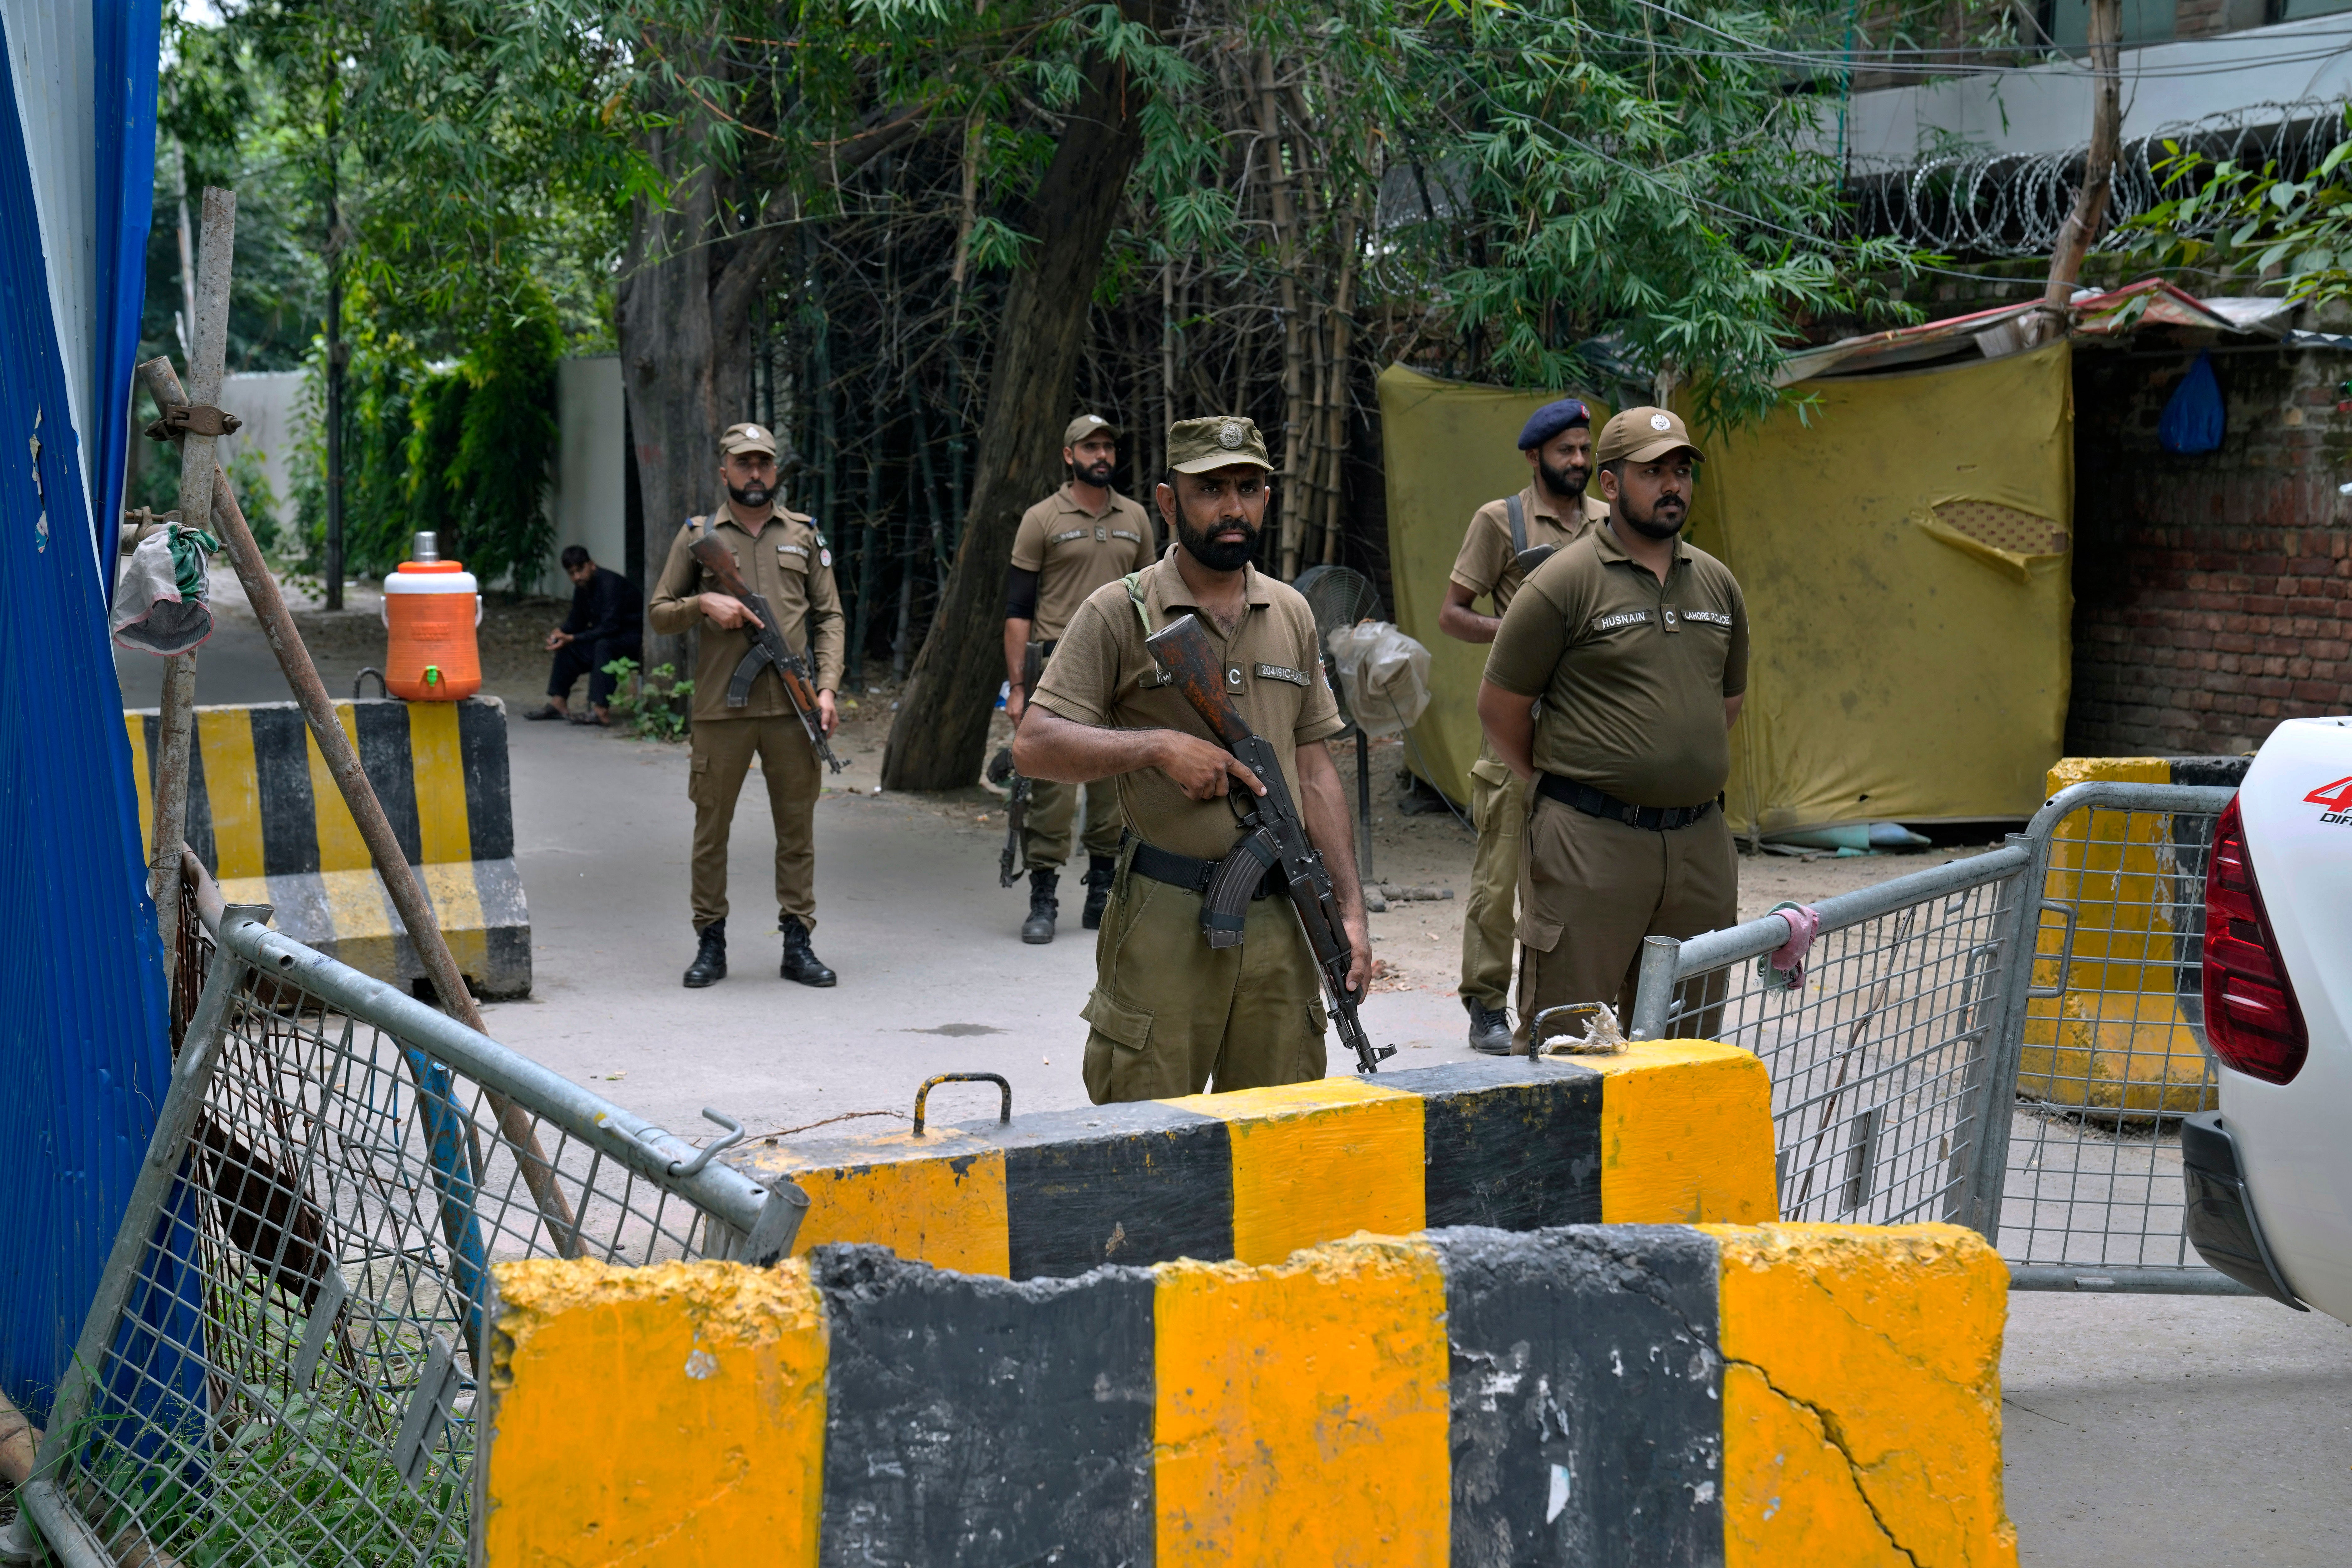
[[1014, 415, 1369, 1101], [1476, 407, 1747, 1046], [1439, 397, 1608, 1053], [649, 421, 846, 989], [1003, 414, 1157, 942]]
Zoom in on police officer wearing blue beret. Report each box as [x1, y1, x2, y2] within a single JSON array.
[[1438, 398, 1608, 1053]]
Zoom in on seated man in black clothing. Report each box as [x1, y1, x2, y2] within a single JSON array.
[[528, 546, 643, 725]]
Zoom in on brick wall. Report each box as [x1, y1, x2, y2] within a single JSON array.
[[2069, 341, 2352, 755]]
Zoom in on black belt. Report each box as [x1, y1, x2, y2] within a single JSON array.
[[1127, 835, 1282, 900], [1537, 773, 1716, 831]]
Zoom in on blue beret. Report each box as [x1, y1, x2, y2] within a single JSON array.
[[1517, 398, 1592, 451]]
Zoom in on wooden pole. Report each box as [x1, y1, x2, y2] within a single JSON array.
[[1255, 50, 1308, 579], [149, 187, 236, 990], [134, 354, 582, 1257]]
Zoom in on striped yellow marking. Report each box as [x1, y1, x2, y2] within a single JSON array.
[[408, 703, 489, 974], [124, 715, 153, 850], [1153, 1238, 1448, 1564], [196, 708, 265, 879], [484, 1258, 825, 1568], [779, 1142, 1010, 1276], [1705, 1223, 2017, 1568], [307, 707, 373, 872], [1168, 1077, 1424, 1265], [1592, 1039, 1777, 1223]]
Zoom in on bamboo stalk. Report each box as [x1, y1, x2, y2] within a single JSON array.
[[1254, 50, 1308, 579], [134, 355, 583, 1259]]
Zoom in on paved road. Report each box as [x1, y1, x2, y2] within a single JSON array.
[[126, 602, 2352, 1565]]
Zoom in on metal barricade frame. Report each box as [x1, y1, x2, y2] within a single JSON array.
[[1629, 780, 2247, 1296], [19, 892, 806, 1568]]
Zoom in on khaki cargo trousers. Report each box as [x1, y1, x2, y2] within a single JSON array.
[[1023, 776, 1124, 868], [1460, 748, 1529, 1009], [1080, 838, 1328, 1103], [1512, 794, 1737, 1047], [687, 715, 822, 934]]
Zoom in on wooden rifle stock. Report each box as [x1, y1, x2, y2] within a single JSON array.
[[1142, 617, 1254, 749]]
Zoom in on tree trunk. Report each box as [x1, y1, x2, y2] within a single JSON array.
[[2032, 0, 2121, 341], [616, 74, 914, 669], [881, 3, 1168, 791]]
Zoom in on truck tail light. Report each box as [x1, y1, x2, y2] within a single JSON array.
[[2203, 796, 2309, 1084]]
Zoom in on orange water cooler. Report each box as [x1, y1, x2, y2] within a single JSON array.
[[382, 532, 482, 701]]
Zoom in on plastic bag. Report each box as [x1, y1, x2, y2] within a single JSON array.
[[1325, 620, 1432, 736], [2158, 350, 2224, 455]]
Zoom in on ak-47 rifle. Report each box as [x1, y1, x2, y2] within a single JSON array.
[[688, 523, 843, 773], [988, 641, 1046, 887], [1144, 613, 1395, 1074]]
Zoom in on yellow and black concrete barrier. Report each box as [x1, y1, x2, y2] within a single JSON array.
[[2023, 756, 2243, 1115], [126, 696, 529, 996], [725, 1044, 1778, 1277], [483, 1222, 2016, 1566]]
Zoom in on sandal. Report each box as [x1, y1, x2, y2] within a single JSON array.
[[524, 704, 567, 721], [567, 711, 608, 727]]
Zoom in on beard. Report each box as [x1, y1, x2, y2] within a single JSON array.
[[1619, 491, 1687, 541], [1073, 457, 1115, 487], [727, 481, 773, 509], [1538, 455, 1587, 500], [1177, 511, 1258, 572]]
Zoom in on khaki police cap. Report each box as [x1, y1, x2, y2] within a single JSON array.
[[1064, 413, 1118, 447], [1168, 415, 1273, 474], [719, 421, 778, 458], [1595, 406, 1704, 466]]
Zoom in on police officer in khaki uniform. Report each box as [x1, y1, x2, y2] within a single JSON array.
[[1004, 414, 1157, 943], [1439, 398, 1608, 1054], [1013, 416, 1369, 1103], [1476, 407, 1747, 1045], [648, 421, 846, 990]]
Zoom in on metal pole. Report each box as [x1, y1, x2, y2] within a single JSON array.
[[149, 186, 237, 991], [1355, 728, 1372, 885], [133, 355, 583, 1256], [322, 65, 344, 611]]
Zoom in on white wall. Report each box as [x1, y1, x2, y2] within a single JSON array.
[[215, 369, 304, 538], [1844, 16, 2352, 169], [545, 355, 626, 592]]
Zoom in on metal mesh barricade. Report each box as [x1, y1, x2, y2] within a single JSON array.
[[1628, 780, 2246, 1295], [1628, 848, 2030, 1231], [19, 900, 805, 1568], [1985, 783, 2238, 1292]]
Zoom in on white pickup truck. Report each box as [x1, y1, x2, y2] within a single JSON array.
[[2183, 716, 2352, 1321]]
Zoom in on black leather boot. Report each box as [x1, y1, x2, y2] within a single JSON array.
[[682, 919, 726, 988], [1081, 855, 1115, 930], [1465, 995, 1512, 1055], [1022, 868, 1060, 945], [780, 916, 837, 987]]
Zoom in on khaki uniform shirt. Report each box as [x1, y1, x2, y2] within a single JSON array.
[[1484, 522, 1749, 809], [648, 506, 847, 724], [1010, 485, 1157, 641], [1449, 485, 1609, 615], [1030, 547, 1346, 862]]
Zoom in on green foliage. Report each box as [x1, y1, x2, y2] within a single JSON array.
[[1390, 0, 1921, 428], [2120, 117, 2352, 309], [601, 658, 695, 742]]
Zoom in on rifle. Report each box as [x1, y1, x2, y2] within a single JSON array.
[[688, 524, 843, 773], [1144, 613, 1395, 1074], [989, 642, 1046, 887]]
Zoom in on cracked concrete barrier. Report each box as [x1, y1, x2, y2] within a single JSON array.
[[125, 696, 529, 996], [482, 1223, 2015, 1568], [725, 1045, 1775, 1278]]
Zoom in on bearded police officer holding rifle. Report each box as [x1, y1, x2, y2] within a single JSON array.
[[1476, 407, 1748, 1048], [1013, 415, 1385, 1102]]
